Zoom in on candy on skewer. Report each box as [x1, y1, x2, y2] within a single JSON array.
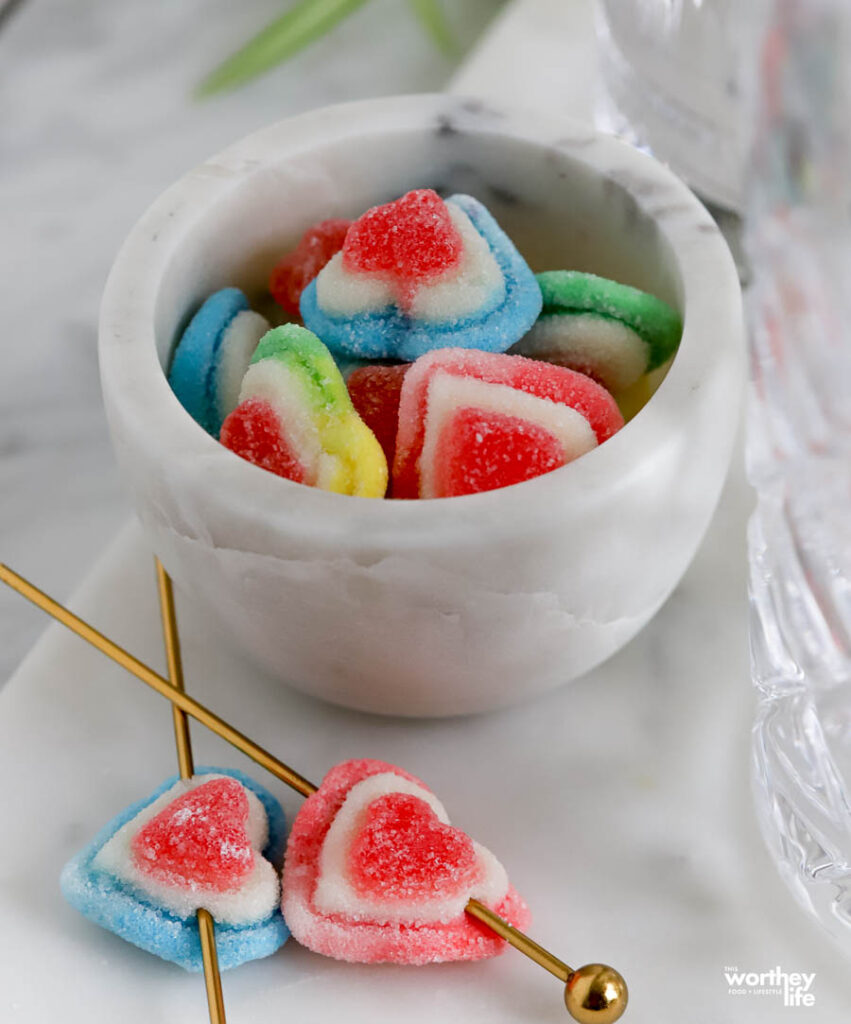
[[0, 562, 628, 1023], [57, 565, 290, 972], [283, 757, 531, 965], [155, 561, 227, 1024], [61, 766, 286, 969]]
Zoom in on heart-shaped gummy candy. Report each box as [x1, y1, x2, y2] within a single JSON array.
[[131, 777, 254, 892], [282, 759, 531, 965], [342, 189, 463, 296], [347, 793, 479, 902], [433, 407, 566, 497]]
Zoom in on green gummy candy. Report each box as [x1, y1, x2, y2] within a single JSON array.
[[536, 271, 682, 372], [251, 324, 350, 412]]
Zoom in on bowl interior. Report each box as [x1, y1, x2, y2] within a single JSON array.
[[152, 125, 684, 375], [98, 100, 743, 713]]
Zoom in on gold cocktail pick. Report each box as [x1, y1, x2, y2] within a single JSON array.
[[155, 561, 227, 1024], [0, 561, 628, 1024]]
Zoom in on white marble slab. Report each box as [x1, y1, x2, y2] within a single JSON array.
[[1, 460, 850, 1022], [450, 0, 599, 117]]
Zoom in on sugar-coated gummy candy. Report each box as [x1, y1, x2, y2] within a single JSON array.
[[168, 288, 270, 436], [348, 793, 479, 900], [131, 777, 253, 893], [300, 189, 542, 361], [393, 348, 625, 499], [346, 363, 409, 469], [269, 219, 352, 317], [433, 408, 566, 498], [282, 759, 529, 965], [342, 189, 462, 300], [60, 768, 289, 972], [512, 270, 682, 393], [220, 324, 388, 498]]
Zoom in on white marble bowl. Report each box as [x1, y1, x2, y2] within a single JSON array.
[[99, 94, 743, 716]]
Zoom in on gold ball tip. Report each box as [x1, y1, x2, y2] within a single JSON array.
[[564, 964, 628, 1024]]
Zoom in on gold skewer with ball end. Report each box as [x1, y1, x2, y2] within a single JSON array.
[[0, 560, 628, 1024]]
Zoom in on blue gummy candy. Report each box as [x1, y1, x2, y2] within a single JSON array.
[[167, 288, 249, 437], [300, 194, 542, 362], [60, 767, 289, 972]]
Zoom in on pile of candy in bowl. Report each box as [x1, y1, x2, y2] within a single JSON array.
[[168, 188, 682, 499]]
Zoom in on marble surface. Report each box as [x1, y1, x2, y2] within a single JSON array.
[[451, 0, 599, 115], [3, 0, 850, 1018], [2, 490, 851, 1022], [0, 0, 498, 684]]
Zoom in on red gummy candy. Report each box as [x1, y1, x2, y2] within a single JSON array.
[[347, 793, 479, 902], [347, 363, 409, 469], [393, 349, 624, 499], [131, 778, 254, 892], [220, 397, 307, 483], [342, 190, 463, 309], [433, 408, 566, 498], [282, 758, 531, 965], [270, 219, 351, 317]]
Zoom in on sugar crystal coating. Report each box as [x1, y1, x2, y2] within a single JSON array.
[[220, 397, 307, 483], [522, 270, 683, 381], [131, 777, 253, 893], [220, 324, 388, 497], [347, 793, 479, 901], [346, 363, 409, 469], [433, 408, 566, 497], [270, 219, 351, 317], [393, 348, 625, 499], [300, 191, 542, 361], [94, 773, 278, 928], [282, 758, 530, 964], [168, 288, 269, 436], [215, 310, 272, 416], [512, 312, 649, 394], [342, 189, 463, 310], [167, 203, 666, 502], [61, 768, 289, 971]]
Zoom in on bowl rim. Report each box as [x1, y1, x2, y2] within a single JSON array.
[[99, 93, 742, 549]]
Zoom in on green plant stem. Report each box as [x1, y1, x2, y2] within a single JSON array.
[[407, 0, 455, 56], [197, 0, 371, 97]]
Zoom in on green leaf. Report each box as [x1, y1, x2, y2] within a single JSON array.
[[407, 0, 455, 56], [197, 0, 371, 97]]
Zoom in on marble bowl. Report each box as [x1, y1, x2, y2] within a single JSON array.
[[99, 94, 743, 716]]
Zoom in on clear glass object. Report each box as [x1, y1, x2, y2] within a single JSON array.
[[747, 0, 851, 955], [595, 0, 764, 210]]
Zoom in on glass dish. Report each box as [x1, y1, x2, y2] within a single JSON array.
[[747, 0, 851, 957]]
